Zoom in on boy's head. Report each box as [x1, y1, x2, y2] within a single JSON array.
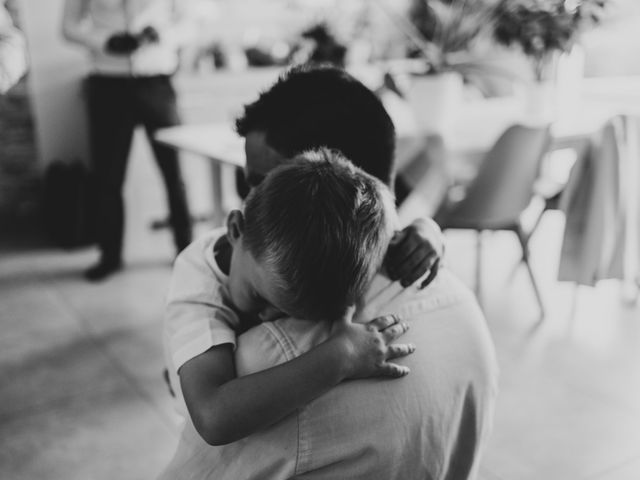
[[236, 64, 397, 190], [226, 148, 397, 322]]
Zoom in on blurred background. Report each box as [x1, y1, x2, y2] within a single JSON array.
[[1, 0, 640, 479]]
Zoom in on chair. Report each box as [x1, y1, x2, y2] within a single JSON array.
[[435, 124, 551, 316]]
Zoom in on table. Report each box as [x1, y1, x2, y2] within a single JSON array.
[[155, 123, 244, 226], [155, 96, 615, 227]]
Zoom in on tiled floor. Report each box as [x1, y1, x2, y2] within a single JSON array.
[[1, 143, 640, 479]]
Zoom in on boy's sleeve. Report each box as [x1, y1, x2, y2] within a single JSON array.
[[165, 241, 241, 374]]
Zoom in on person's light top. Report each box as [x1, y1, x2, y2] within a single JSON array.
[[160, 266, 499, 479], [164, 228, 241, 412], [61, 0, 196, 76]]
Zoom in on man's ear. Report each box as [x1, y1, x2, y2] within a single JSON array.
[[226, 210, 244, 246]]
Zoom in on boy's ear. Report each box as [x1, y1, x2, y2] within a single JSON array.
[[226, 210, 245, 245]]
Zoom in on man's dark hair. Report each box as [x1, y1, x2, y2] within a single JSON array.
[[236, 64, 397, 187], [243, 148, 395, 321]]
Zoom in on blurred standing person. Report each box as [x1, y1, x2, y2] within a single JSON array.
[[62, 0, 194, 281], [0, 2, 27, 94]]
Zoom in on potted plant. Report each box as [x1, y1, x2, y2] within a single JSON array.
[[492, 0, 608, 117], [377, 0, 499, 137], [406, 0, 497, 74]]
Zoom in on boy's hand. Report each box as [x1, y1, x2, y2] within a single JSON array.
[[330, 308, 415, 379], [384, 218, 445, 289]]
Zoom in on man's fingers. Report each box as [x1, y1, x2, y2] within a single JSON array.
[[368, 314, 401, 331], [378, 362, 410, 378], [381, 321, 410, 341], [386, 343, 416, 360]]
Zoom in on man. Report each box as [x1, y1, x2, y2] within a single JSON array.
[[236, 64, 441, 287], [0, 2, 27, 94], [61, 0, 194, 281], [158, 66, 499, 479]]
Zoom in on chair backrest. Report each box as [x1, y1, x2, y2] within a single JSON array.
[[447, 124, 551, 229]]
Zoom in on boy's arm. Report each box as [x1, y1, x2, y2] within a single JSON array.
[[179, 312, 414, 446], [384, 217, 445, 288]]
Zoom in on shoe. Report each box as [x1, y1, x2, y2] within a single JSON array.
[[84, 260, 123, 282]]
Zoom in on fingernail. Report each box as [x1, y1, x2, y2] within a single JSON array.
[[403, 322, 409, 331], [409, 344, 416, 352]]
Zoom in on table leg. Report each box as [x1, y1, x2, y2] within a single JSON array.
[[623, 116, 639, 304], [210, 161, 226, 227]]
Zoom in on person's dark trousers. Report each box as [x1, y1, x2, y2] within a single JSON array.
[[87, 74, 192, 267]]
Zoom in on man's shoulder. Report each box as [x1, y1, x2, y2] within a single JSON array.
[[235, 270, 498, 479], [356, 268, 477, 325], [232, 270, 498, 479], [236, 269, 491, 375]]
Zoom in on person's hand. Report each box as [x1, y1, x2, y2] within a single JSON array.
[[384, 218, 445, 289], [105, 32, 140, 55], [138, 26, 160, 45], [330, 308, 415, 379]]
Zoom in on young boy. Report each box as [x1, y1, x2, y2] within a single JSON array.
[[164, 149, 415, 446]]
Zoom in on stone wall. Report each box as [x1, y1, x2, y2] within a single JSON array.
[[0, 77, 39, 232]]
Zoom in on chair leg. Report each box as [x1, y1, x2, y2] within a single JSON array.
[[515, 227, 545, 318], [528, 200, 547, 242], [569, 283, 580, 323], [475, 230, 483, 306]]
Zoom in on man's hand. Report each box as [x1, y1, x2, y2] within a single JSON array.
[[105, 32, 139, 55], [330, 308, 415, 379], [384, 218, 445, 289]]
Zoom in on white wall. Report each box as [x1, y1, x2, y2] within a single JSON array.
[[20, 0, 90, 167]]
